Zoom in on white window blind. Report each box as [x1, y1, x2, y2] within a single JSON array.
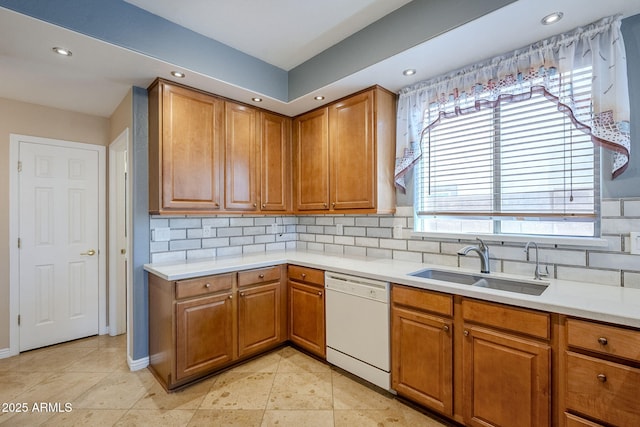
[[416, 67, 598, 237]]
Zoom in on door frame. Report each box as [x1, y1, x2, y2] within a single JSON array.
[[8, 134, 106, 357], [108, 128, 131, 337]]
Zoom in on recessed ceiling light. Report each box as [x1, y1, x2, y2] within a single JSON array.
[[314, 96, 325, 101], [52, 47, 72, 57], [541, 12, 563, 25], [252, 97, 262, 102], [171, 71, 185, 78], [403, 69, 416, 76]]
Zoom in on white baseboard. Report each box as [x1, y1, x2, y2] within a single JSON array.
[[128, 355, 149, 371], [0, 347, 16, 360]]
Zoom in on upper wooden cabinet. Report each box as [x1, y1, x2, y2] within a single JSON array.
[[293, 86, 396, 214], [149, 80, 224, 213], [148, 79, 292, 214], [293, 108, 330, 211], [225, 101, 258, 211], [260, 112, 291, 212]]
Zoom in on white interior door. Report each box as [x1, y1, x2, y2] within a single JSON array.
[[19, 140, 100, 351], [109, 130, 129, 337]]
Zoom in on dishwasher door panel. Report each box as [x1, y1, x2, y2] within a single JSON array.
[[325, 288, 390, 371]]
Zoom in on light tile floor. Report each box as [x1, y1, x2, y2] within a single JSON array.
[[0, 335, 451, 426]]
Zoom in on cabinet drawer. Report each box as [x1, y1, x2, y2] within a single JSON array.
[[567, 318, 640, 363], [238, 266, 281, 287], [175, 273, 234, 299], [564, 413, 604, 427], [392, 285, 452, 316], [462, 299, 550, 340], [566, 351, 640, 427], [288, 265, 324, 286]]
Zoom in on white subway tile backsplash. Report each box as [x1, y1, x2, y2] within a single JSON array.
[[557, 266, 620, 286], [393, 250, 422, 263], [601, 200, 621, 217], [407, 240, 439, 253], [356, 217, 379, 227], [623, 200, 640, 216], [187, 248, 216, 260], [170, 239, 201, 251], [149, 199, 638, 289], [380, 238, 407, 250], [169, 218, 201, 228], [230, 217, 254, 227], [367, 227, 392, 238]]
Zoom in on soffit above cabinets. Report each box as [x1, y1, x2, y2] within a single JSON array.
[[0, 0, 639, 118]]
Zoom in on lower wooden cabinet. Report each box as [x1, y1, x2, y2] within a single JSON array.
[[288, 265, 325, 357], [391, 285, 453, 416], [563, 317, 640, 427], [237, 266, 286, 358], [175, 291, 234, 380], [391, 287, 552, 427], [148, 266, 286, 390], [461, 299, 551, 427], [462, 325, 551, 427]]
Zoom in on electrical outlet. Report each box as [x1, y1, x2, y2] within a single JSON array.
[[154, 227, 171, 242], [202, 225, 213, 238]]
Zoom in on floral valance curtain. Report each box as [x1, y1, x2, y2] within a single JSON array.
[[394, 15, 630, 191]]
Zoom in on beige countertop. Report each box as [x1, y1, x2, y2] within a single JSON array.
[[144, 249, 640, 328]]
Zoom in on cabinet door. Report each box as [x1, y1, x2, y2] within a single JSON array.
[[392, 306, 453, 416], [225, 101, 258, 211], [160, 83, 224, 211], [175, 292, 234, 380], [293, 108, 329, 211], [463, 325, 551, 427], [238, 282, 282, 357], [288, 280, 325, 357], [260, 112, 291, 212], [329, 90, 375, 210]]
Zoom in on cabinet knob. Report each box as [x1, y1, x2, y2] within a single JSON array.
[[240, 292, 245, 297], [204, 283, 211, 288], [597, 374, 607, 383], [332, 202, 336, 207], [253, 203, 257, 207], [318, 291, 323, 296], [323, 203, 327, 208], [443, 325, 450, 332], [597, 337, 608, 345], [214, 202, 219, 207], [301, 273, 306, 279], [464, 330, 469, 336], [259, 274, 265, 279], [262, 204, 266, 208], [228, 295, 233, 299]]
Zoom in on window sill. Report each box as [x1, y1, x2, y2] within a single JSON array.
[[410, 231, 609, 248]]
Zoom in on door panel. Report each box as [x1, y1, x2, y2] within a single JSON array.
[[19, 141, 100, 351]]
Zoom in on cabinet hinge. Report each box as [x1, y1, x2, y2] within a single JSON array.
[[17, 161, 22, 172], [18, 315, 20, 326], [17, 238, 21, 249]]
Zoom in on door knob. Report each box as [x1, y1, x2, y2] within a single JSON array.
[[81, 249, 96, 256]]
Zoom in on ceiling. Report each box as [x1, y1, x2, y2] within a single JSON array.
[[0, 0, 639, 118]]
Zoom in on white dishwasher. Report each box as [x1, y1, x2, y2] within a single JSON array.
[[325, 271, 390, 390]]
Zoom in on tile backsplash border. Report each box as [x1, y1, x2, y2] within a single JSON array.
[[149, 198, 640, 289]]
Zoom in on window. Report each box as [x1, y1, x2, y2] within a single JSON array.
[[415, 67, 599, 238]]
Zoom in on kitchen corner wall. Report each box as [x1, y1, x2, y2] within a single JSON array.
[[149, 198, 640, 289]]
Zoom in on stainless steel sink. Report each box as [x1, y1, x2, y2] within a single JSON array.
[[409, 268, 548, 296]]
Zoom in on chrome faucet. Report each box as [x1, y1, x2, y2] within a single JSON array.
[[524, 241, 549, 280], [458, 238, 490, 274]]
